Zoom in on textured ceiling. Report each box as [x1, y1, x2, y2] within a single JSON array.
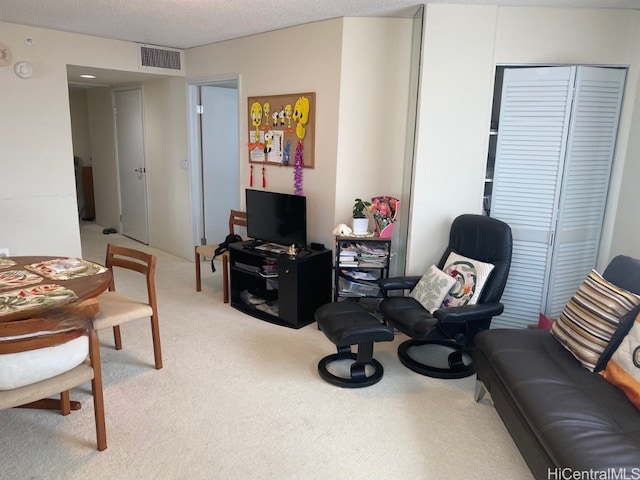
[[1, 0, 639, 50]]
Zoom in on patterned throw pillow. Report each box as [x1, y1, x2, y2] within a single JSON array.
[[441, 253, 495, 308], [594, 305, 640, 372], [600, 313, 640, 408], [409, 265, 457, 313], [551, 270, 640, 372]]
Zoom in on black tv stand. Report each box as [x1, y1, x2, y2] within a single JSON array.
[[229, 241, 332, 328], [243, 239, 262, 249]]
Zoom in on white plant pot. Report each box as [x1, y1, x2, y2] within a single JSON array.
[[352, 217, 369, 235]]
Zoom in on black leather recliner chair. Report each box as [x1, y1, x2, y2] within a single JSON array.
[[378, 214, 513, 378]]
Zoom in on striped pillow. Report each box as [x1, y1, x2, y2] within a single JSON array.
[[551, 270, 640, 372]]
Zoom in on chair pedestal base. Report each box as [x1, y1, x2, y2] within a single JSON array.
[[398, 339, 475, 379], [318, 345, 384, 388], [17, 398, 81, 412]]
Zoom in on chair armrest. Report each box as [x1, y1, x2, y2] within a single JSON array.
[[434, 302, 504, 325], [378, 276, 422, 296]]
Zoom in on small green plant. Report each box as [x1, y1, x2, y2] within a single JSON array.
[[352, 198, 371, 218]]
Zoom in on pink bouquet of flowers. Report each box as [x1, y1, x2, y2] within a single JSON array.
[[370, 196, 399, 238]]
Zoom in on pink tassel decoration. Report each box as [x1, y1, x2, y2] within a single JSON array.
[[294, 140, 303, 195]]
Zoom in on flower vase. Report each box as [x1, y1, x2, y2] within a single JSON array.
[[378, 222, 395, 238], [352, 217, 369, 235], [371, 197, 400, 238]]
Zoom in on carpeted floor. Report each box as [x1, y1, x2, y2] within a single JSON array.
[[0, 223, 533, 479]]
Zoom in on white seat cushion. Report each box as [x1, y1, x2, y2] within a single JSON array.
[[0, 335, 89, 390], [94, 291, 153, 330], [0, 360, 93, 408]]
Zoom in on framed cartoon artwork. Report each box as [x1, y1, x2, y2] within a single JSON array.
[[247, 92, 315, 169]]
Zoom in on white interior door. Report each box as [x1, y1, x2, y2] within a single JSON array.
[[113, 88, 149, 244], [200, 85, 240, 245]]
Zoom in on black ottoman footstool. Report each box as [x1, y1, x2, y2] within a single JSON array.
[[315, 302, 395, 388]]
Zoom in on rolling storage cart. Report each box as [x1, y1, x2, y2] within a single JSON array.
[[334, 236, 391, 302]]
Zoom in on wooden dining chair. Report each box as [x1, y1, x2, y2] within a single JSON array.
[[0, 298, 107, 451], [195, 209, 247, 303], [94, 244, 162, 369]]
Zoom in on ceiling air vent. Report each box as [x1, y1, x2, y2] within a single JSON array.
[[138, 44, 183, 71]]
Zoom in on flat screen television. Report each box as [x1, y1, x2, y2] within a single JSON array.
[[245, 189, 307, 248]]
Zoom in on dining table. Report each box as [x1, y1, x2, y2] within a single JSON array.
[[0, 255, 113, 410]]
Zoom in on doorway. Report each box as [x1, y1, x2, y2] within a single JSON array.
[[188, 77, 241, 253], [113, 87, 150, 244]]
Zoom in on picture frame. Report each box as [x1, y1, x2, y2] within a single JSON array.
[[247, 92, 315, 168]]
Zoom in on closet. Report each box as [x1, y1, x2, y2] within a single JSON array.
[[486, 66, 626, 329]]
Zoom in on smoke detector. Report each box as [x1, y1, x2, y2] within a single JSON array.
[[14, 61, 33, 79]]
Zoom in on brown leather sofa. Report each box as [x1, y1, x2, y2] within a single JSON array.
[[473, 255, 640, 480]]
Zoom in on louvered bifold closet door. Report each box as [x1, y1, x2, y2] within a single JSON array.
[[545, 67, 626, 318], [490, 67, 574, 329]]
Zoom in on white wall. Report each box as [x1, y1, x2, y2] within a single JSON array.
[[493, 7, 640, 271], [409, 5, 498, 273], [334, 18, 412, 233], [0, 17, 412, 261], [408, 4, 640, 275], [87, 87, 120, 230], [185, 18, 413, 251], [3, 8, 639, 272], [185, 20, 344, 251], [610, 70, 640, 258], [69, 90, 92, 166], [0, 22, 182, 257], [143, 77, 191, 257], [68, 89, 92, 215]]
